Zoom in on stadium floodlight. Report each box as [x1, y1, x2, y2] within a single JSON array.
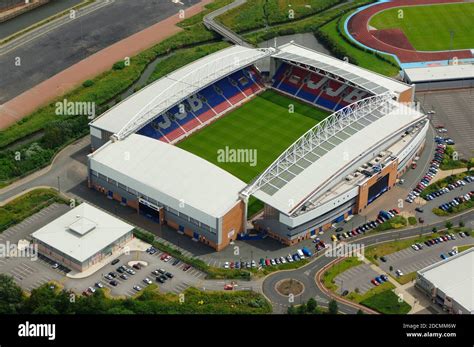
[[240, 91, 396, 199]]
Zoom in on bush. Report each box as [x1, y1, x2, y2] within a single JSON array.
[[408, 217, 417, 226], [112, 61, 126, 70], [82, 80, 94, 88]]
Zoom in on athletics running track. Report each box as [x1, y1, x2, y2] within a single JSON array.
[[347, 0, 473, 63]]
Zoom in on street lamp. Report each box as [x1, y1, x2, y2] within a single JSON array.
[[57, 176, 60, 193]]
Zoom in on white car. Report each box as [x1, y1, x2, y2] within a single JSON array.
[[87, 286, 96, 293], [395, 269, 404, 277], [223, 262, 230, 269], [143, 277, 152, 285], [133, 285, 142, 292], [280, 256, 287, 264], [287, 255, 294, 263], [411, 244, 419, 251]]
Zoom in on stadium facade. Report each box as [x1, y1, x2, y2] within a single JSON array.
[[88, 43, 428, 251]]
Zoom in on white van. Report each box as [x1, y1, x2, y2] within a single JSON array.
[[297, 249, 305, 259]]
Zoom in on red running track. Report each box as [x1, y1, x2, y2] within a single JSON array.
[[348, 0, 473, 63]]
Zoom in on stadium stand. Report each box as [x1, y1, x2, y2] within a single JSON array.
[[137, 66, 263, 143], [272, 62, 371, 111]]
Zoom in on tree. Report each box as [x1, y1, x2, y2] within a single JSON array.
[[328, 299, 338, 314], [389, 266, 393, 272], [307, 298, 318, 313], [287, 305, 297, 315], [0, 274, 24, 314], [445, 221, 453, 229], [296, 303, 307, 314], [459, 221, 465, 228], [32, 304, 59, 314]]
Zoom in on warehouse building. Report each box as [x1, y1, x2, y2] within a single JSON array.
[[31, 203, 134, 272], [416, 248, 474, 314]]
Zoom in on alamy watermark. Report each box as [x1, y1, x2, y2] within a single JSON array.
[[0, 241, 38, 261], [55, 99, 96, 119], [324, 242, 365, 259], [217, 146, 257, 167]]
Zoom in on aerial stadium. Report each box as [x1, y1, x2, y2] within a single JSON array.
[[88, 43, 428, 251]]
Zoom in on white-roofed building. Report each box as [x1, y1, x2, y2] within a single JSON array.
[[403, 64, 474, 91], [88, 134, 247, 251], [31, 203, 134, 272], [86, 43, 428, 250], [246, 94, 428, 244], [416, 248, 474, 314]]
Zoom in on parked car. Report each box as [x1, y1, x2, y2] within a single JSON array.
[[111, 259, 120, 265], [143, 277, 152, 285], [109, 280, 118, 286], [133, 285, 142, 291]]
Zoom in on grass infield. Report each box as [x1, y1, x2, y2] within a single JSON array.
[[370, 3, 474, 51], [177, 90, 330, 183]]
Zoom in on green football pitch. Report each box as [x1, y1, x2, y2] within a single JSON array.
[[177, 90, 329, 183], [177, 90, 330, 216], [370, 3, 474, 51]]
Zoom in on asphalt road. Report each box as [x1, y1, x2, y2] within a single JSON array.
[[0, 0, 199, 103], [262, 210, 474, 314]]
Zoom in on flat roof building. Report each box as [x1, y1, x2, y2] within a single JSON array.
[[416, 248, 474, 314], [32, 203, 134, 272]]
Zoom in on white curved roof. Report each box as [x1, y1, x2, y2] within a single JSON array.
[[90, 45, 274, 138], [250, 97, 426, 215], [89, 134, 246, 223], [273, 42, 410, 96]]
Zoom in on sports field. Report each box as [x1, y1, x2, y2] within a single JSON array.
[[178, 90, 329, 183], [178, 90, 330, 216], [370, 3, 474, 51]]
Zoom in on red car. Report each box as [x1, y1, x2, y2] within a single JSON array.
[[182, 264, 191, 271], [265, 259, 271, 266], [224, 284, 234, 290], [160, 253, 169, 261], [371, 279, 379, 286], [392, 208, 400, 214]]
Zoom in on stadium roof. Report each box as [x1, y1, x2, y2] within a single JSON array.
[[404, 64, 474, 83], [90, 45, 274, 139], [272, 42, 410, 96], [247, 94, 425, 215], [418, 248, 474, 314], [31, 203, 134, 263], [89, 134, 246, 221]]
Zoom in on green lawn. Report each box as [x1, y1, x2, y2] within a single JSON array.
[[370, 3, 474, 51], [361, 289, 411, 314], [177, 90, 329, 183]]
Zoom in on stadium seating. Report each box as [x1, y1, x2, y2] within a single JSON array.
[[272, 63, 371, 111], [137, 67, 262, 143]]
